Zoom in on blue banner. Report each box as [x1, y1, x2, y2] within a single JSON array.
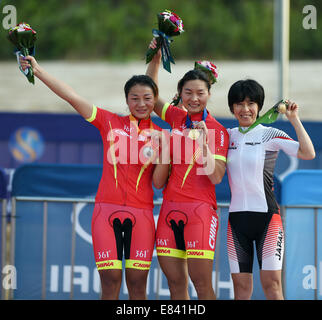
[[12, 163, 102, 198], [282, 170, 322, 300], [0, 168, 6, 199], [1, 112, 321, 176]]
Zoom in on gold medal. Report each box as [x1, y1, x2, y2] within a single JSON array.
[[188, 129, 200, 140], [277, 102, 287, 114]]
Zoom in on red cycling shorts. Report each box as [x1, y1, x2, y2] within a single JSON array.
[[156, 200, 218, 260], [91, 203, 155, 271]]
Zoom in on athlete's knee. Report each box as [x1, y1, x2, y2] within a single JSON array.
[[158, 255, 189, 296], [99, 270, 122, 298], [162, 274, 189, 300], [167, 275, 189, 292], [189, 268, 213, 295], [127, 282, 147, 299], [126, 274, 147, 289], [191, 277, 212, 296], [125, 269, 149, 297], [232, 275, 253, 300], [233, 283, 253, 300], [261, 277, 283, 299], [100, 270, 121, 285]]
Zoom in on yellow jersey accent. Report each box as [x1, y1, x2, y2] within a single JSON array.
[[214, 154, 227, 162], [85, 105, 97, 122], [186, 249, 215, 260], [108, 121, 118, 188], [181, 147, 202, 188], [96, 259, 122, 270], [161, 103, 170, 121], [125, 259, 151, 270], [156, 247, 187, 259]]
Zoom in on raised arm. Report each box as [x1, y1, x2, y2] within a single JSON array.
[[145, 39, 166, 118], [285, 101, 315, 160], [20, 56, 93, 119]]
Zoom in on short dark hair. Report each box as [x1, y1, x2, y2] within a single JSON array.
[[124, 75, 158, 99], [177, 69, 211, 96], [228, 79, 265, 114]]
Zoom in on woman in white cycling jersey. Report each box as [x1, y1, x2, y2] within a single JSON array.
[[226, 79, 315, 300]]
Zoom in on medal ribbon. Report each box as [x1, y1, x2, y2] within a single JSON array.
[[108, 121, 118, 188], [185, 109, 208, 129], [129, 116, 158, 192], [182, 109, 208, 188]]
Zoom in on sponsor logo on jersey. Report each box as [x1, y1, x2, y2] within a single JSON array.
[[187, 251, 204, 256], [245, 142, 261, 145], [114, 128, 131, 138], [209, 215, 218, 249], [133, 262, 150, 268], [99, 261, 114, 267], [275, 228, 283, 260], [123, 125, 133, 133], [157, 248, 171, 255], [220, 130, 225, 147]]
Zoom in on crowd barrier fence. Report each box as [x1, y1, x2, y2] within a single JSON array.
[[2, 166, 321, 300], [0, 168, 7, 300], [282, 205, 322, 300], [8, 197, 322, 300], [8, 196, 237, 300]]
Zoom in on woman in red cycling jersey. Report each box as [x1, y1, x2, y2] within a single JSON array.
[[146, 40, 229, 300], [20, 56, 169, 300]]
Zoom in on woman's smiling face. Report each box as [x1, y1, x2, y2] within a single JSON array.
[[180, 79, 210, 115], [126, 84, 156, 120], [233, 97, 259, 127]]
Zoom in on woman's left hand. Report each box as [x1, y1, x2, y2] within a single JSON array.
[[194, 121, 209, 145], [285, 100, 299, 120]]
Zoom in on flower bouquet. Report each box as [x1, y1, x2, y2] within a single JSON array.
[[146, 10, 184, 73], [7, 23, 37, 84], [194, 61, 218, 84]]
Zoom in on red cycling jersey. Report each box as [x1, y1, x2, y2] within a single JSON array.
[[161, 103, 229, 208], [155, 103, 229, 260], [86, 106, 161, 270], [86, 105, 162, 209]]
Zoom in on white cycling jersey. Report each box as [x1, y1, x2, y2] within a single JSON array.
[[227, 124, 299, 213]]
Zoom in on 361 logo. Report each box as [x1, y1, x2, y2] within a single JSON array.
[[2, 3, 17, 30]]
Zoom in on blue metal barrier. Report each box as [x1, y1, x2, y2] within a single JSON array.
[[11, 164, 317, 300], [0, 168, 7, 300], [282, 170, 322, 300], [9, 164, 240, 299]]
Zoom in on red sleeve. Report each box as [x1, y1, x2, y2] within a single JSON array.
[[161, 103, 186, 128], [86, 105, 115, 131], [214, 126, 229, 162]]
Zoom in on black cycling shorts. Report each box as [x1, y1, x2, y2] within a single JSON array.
[[227, 211, 284, 273]]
